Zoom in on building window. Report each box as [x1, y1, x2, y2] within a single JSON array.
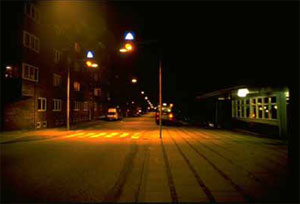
[[53, 74, 61, 87], [232, 96, 278, 120], [74, 101, 80, 111], [38, 97, 47, 111], [94, 88, 101, 96], [84, 101, 88, 111], [23, 31, 39, 52], [22, 63, 38, 82], [74, 81, 80, 91], [53, 99, 62, 111], [54, 49, 62, 63], [24, 3, 40, 22], [94, 102, 97, 111]]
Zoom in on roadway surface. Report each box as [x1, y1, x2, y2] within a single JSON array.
[[0, 113, 288, 202]]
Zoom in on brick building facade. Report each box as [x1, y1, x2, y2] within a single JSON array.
[[1, 1, 112, 131]]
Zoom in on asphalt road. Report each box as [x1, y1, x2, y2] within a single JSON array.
[[0, 113, 289, 202]]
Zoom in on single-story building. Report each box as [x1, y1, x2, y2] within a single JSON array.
[[194, 85, 289, 139]]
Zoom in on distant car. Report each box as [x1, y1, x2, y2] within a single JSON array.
[[106, 108, 123, 121], [155, 106, 179, 125]]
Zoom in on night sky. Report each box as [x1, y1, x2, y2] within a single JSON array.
[[108, 1, 298, 106]]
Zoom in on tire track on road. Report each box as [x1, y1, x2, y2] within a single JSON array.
[[175, 128, 255, 203], [103, 142, 139, 202]]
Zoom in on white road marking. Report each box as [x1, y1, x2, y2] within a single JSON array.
[[65, 132, 85, 138], [105, 132, 119, 138], [90, 132, 107, 138], [120, 133, 130, 138]]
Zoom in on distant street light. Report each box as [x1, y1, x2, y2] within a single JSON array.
[[145, 96, 148, 100], [131, 78, 137, 83], [141, 91, 144, 94]]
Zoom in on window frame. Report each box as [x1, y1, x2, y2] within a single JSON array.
[[22, 63, 39, 82], [53, 99, 62, 112], [38, 97, 47, 112]]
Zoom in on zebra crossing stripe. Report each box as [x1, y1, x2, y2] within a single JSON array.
[[105, 133, 119, 138], [120, 133, 129, 138], [131, 133, 141, 139], [66, 132, 84, 138], [78, 132, 95, 138], [91, 132, 107, 138]]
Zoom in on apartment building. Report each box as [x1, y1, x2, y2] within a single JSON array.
[[1, 1, 111, 131]]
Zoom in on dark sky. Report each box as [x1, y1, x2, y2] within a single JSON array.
[[108, 1, 298, 105]]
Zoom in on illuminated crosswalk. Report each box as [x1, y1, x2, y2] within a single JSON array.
[[64, 131, 142, 140]]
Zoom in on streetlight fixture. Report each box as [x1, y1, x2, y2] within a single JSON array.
[[145, 96, 148, 100], [141, 91, 144, 94], [131, 78, 137, 83]]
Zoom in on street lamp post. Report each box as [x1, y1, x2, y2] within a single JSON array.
[[120, 33, 163, 138], [67, 57, 71, 130], [159, 59, 162, 139]]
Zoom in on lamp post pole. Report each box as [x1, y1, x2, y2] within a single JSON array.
[[67, 57, 71, 130], [159, 58, 162, 139]]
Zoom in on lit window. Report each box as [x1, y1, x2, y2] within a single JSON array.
[[84, 101, 88, 111], [94, 88, 101, 96], [22, 63, 38, 82], [53, 74, 61, 87], [53, 99, 62, 111], [38, 97, 47, 111], [94, 102, 97, 111], [74, 81, 80, 91], [54, 49, 62, 63], [74, 101, 80, 111]]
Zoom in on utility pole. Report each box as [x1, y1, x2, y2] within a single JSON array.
[[159, 58, 162, 139]]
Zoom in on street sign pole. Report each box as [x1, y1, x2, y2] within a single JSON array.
[[159, 58, 162, 139]]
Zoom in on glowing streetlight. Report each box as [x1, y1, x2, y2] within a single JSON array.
[[237, 88, 249, 97], [131, 78, 137, 83], [125, 43, 133, 51], [145, 96, 148, 100], [141, 91, 144, 94], [119, 48, 128, 53]]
